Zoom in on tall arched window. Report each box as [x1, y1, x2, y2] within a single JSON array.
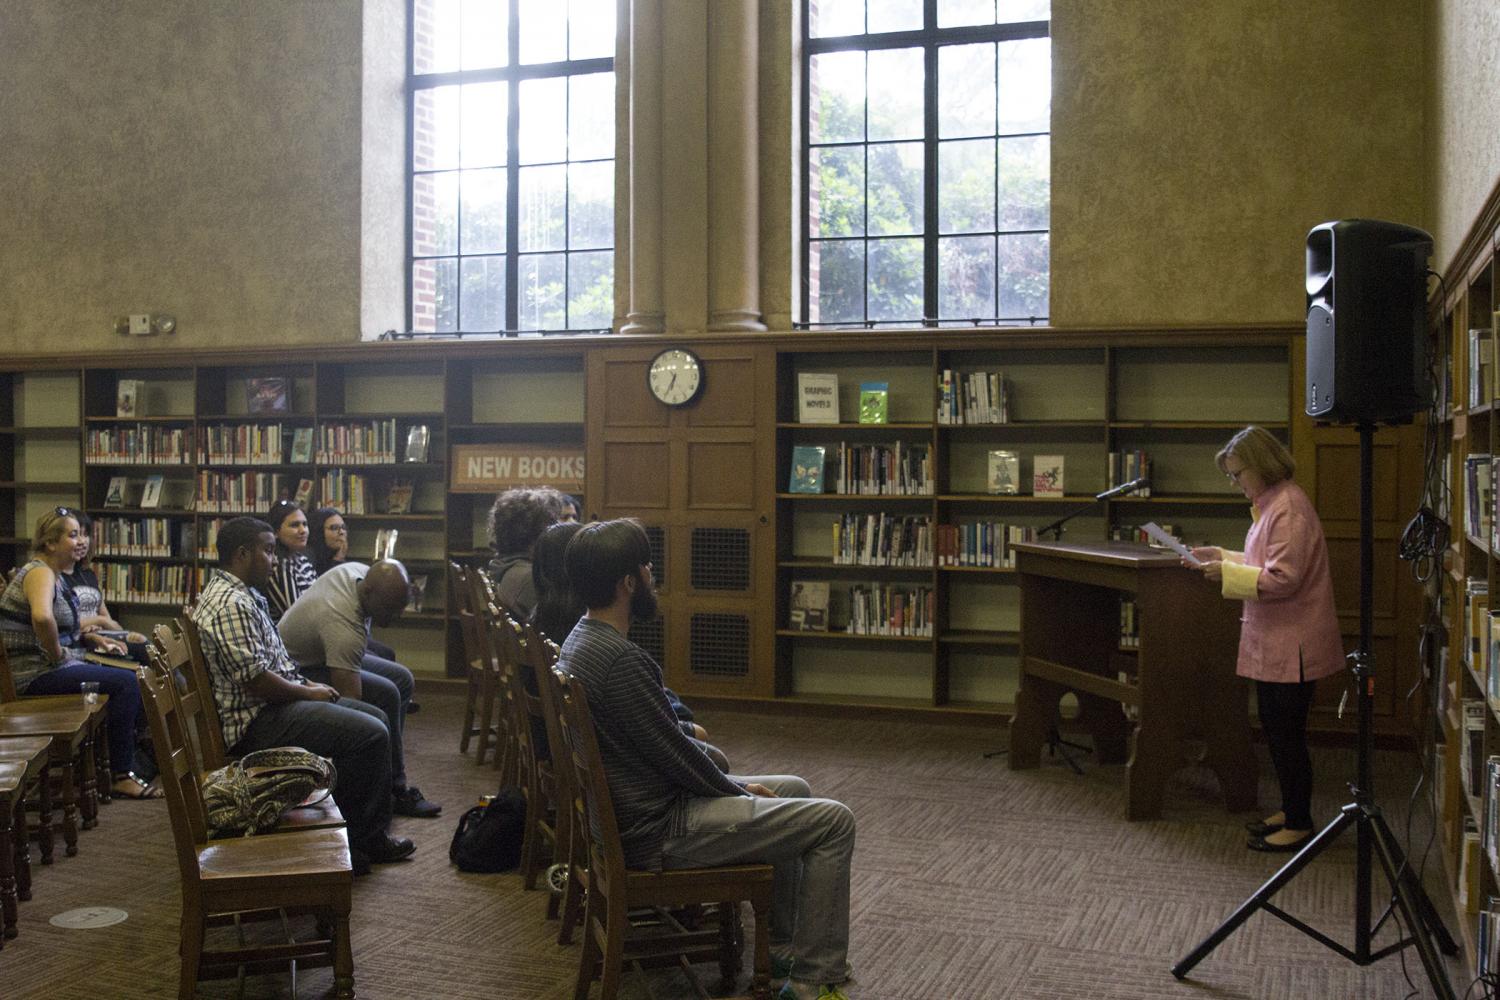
[[802, 1, 1050, 328], [408, 0, 615, 335]]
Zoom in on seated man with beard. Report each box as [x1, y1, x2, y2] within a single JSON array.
[[556, 519, 857, 1000]]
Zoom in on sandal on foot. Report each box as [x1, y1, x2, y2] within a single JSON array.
[[112, 772, 164, 800]]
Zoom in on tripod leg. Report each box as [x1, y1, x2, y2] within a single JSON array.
[[1172, 808, 1357, 979], [1047, 730, 1085, 776], [1367, 817, 1458, 999], [1367, 813, 1459, 955]]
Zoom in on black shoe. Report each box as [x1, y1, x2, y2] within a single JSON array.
[[1247, 832, 1311, 853], [393, 786, 442, 818], [406, 700, 421, 714], [361, 833, 417, 865], [350, 848, 372, 877], [1244, 820, 1284, 838]]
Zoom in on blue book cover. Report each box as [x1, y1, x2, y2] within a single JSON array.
[[788, 445, 826, 493]]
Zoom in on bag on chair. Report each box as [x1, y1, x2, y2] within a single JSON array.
[[449, 786, 526, 873], [202, 746, 337, 838]]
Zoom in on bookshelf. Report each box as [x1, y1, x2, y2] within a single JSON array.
[[0, 350, 589, 684], [773, 339, 1294, 716], [1433, 197, 1500, 977]]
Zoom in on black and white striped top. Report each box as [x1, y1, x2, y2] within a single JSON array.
[[265, 549, 317, 621], [557, 617, 745, 870]]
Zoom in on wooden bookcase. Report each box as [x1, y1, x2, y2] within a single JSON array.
[[1432, 199, 1500, 974], [771, 335, 1293, 718], [0, 348, 588, 683]]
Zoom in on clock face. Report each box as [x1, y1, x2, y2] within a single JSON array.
[[647, 349, 703, 406]]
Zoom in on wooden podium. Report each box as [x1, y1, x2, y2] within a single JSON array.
[[1008, 541, 1257, 820]]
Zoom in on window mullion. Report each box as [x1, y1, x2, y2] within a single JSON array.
[[505, 4, 521, 333], [922, 1, 939, 326]]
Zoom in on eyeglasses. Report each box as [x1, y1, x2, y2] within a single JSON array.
[[326, 524, 348, 535], [1224, 466, 1247, 482]]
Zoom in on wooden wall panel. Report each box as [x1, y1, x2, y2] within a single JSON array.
[[687, 442, 756, 509], [602, 442, 671, 508], [601, 360, 670, 428], [686, 356, 757, 427]]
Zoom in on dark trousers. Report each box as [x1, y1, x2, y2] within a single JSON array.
[[1256, 678, 1318, 830], [302, 653, 413, 788], [26, 662, 142, 771], [232, 697, 392, 849]]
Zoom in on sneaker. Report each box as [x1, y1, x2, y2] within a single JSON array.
[[393, 785, 442, 818], [361, 833, 416, 865], [778, 982, 850, 1000]]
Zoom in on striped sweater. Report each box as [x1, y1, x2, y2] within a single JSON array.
[[557, 616, 744, 870]]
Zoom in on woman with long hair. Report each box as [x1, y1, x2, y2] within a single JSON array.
[[264, 499, 316, 620], [305, 506, 350, 577]]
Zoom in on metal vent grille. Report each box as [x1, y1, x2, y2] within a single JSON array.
[[645, 525, 666, 590], [632, 616, 666, 668], [689, 613, 750, 678], [690, 527, 750, 591]]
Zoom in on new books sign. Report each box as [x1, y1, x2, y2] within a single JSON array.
[[450, 444, 585, 493]]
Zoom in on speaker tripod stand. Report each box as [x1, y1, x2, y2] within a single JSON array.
[[1171, 421, 1457, 997]]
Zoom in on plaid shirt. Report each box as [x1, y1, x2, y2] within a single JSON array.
[[192, 569, 310, 749]]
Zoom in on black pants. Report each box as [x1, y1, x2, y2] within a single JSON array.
[[1256, 678, 1318, 830]]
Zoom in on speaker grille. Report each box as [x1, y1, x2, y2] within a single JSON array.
[[632, 616, 666, 668], [689, 613, 751, 678], [690, 527, 750, 591]]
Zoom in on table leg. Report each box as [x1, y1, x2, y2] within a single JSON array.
[[79, 738, 98, 830], [13, 795, 30, 902], [58, 752, 78, 857], [1126, 722, 1175, 821], [95, 717, 111, 805], [0, 795, 17, 941], [35, 761, 53, 865]]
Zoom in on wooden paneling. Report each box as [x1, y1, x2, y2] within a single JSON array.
[[601, 360, 669, 428], [686, 356, 757, 428], [686, 442, 756, 509], [1311, 438, 1404, 523], [601, 442, 671, 508]]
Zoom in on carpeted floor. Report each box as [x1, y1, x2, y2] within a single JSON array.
[[1, 690, 1471, 999]]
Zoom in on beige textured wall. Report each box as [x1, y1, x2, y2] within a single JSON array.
[[1050, 0, 1425, 327], [1425, 0, 1500, 272], [0, 0, 363, 355]]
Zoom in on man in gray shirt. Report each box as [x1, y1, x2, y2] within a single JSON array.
[[279, 559, 441, 818]]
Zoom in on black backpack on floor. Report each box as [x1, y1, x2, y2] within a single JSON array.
[[448, 786, 527, 873]]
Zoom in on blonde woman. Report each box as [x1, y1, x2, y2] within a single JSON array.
[[0, 508, 159, 798], [1186, 427, 1344, 852]]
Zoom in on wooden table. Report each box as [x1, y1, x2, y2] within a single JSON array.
[[1008, 541, 1257, 820]]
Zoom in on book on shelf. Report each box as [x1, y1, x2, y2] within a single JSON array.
[[290, 427, 314, 464], [116, 379, 143, 417], [1108, 451, 1153, 496], [406, 574, 428, 613], [317, 419, 397, 464], [385, 480, 415, 514], [937, 369, 1009, 424], [1119, 598, 1140, 650], [1463, 698, 1487, 800], [788, 581, 830, 631], [1466, 454, 1493, 540], [140, 474, 164, 509], [987, 450, 1019, 495], [405, 424, 431, 463], [788, 446, 826, 494], [1032, 455, 1065, 498], [935, 521, 1036, 568], [246, 376, 291, 414], [857, 382, 889, 425], [797, 373, 840, 423], [1471, 329, 1495, 409], [830, 441, 932, 495], [1468, 579, 1490, 671], [294, 477, 314, 507], [374, 528, 399, 561], [846, 583, 934, 637], [104, 476, 127, 508], [1489, 610, 1500, 713], [831, 512, 933, 567]]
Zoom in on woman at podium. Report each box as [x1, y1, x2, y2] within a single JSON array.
[[1187, 426, 1343, 853]]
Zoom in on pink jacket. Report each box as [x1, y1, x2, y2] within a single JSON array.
[[1222, 479, 1345, 684]]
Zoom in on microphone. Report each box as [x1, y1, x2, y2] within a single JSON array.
[[1095, 477, 1150, 501]]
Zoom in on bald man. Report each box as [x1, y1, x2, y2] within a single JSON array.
[[280, 560, 441, 818]]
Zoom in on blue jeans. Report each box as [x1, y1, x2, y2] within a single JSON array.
[[25, 661, 141, 772], [231, 697, 392, 848], [301, 653, 413, 788], [660, 775, 855, 986]]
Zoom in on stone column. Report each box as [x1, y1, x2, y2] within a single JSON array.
[[706, 1, 765, 331], [620, 0, 665, 334]]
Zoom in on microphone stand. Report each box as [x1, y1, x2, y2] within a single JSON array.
[[983, 478, 1151, 769]]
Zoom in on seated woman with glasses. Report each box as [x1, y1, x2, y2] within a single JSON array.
[[0, 508, 161, 798], [63, 510, 150, 663], [265, 500, 316, 621]]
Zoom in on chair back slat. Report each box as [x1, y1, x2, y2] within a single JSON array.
[[487, 608, 536, 784], [450, 562, 486, 672], [140, 647, 212, 881], [175, 612, 230, 770], [550, 669, 627, 902], [151, 619, 229, 772]]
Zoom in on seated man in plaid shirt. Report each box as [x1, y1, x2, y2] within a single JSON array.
[[192, 516, 414, 874]]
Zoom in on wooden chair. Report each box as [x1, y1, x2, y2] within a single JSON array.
[[0, 736, 52, 870], [487, 608, 556, 892], [0, 736, 50, 948], [470, 572, 519, 781], [0, 648, 97, 857], [138, 654, 355, 999], [524, 623, 589, 940], [452, 562, 502, 766], [550, 669, 773, 1000], [153, 620, 344, 834]]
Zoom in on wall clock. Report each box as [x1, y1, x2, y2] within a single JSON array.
[[647, 348, 704, 406]]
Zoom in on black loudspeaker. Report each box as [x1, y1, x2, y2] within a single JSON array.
[[1305, 219, 1433, 423]]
